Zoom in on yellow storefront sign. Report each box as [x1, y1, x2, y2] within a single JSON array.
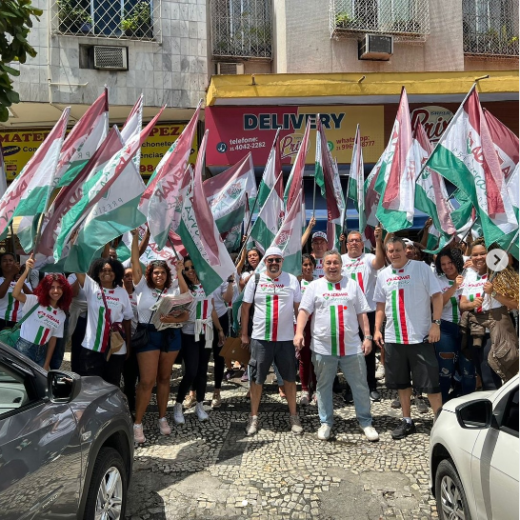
[[0, 123, 198, 181]]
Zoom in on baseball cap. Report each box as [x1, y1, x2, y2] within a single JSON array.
[[312, 231, 328, 242], [402, 238, 414, 246], [264, 246, 284, 259]]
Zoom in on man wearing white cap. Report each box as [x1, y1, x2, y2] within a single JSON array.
[[241, 246, 302, 436], [311, 231, 329, 279]]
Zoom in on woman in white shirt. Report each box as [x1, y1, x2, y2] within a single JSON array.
[[12, 256, 71, 370]]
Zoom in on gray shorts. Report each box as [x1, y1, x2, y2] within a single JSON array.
[[248, 338, 296, 385], [385, 342, 441, 394]]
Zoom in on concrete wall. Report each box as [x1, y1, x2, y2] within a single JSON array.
[[13, 0, 208, 108]]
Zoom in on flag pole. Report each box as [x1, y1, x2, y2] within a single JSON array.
[[235, 170, 284, 264], [312, 115, 319, 218], [167, 236, 182, 262]]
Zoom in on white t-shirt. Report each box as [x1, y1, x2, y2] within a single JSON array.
[[0, 278, 31, 322], [462, 270, 501, 312], [373, 260, 442, 344], [299, 277, 370, 356], [214, 278, 240, 318], [128, 292, 138, 334], [133, 277, 179, 323], [341, 252, 378, 312], [20, 295, 66, 345], [300, 279, 312, 296], [243, 271, 301, 342], [313, 257, 325, 279], [82, 276, 134, 355], [182, 284, 214, 335], [438, 275, 463, 324]]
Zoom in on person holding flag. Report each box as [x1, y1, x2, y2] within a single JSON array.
[[340, 226, 385, 403], [0, 253, 32, 330], [309, 231, 329, 279], [294, 250, 379, 442]]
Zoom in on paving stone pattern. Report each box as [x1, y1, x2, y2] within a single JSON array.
[[123, 364, 439, 520]]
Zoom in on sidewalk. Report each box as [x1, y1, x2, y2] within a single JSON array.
[[125, 366, 438, 520]]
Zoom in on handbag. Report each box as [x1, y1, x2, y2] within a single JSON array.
[[131, 288, 165, 350], [219, 336, 250, 368], [0, 303, 40, 348], [99, 287, 126, 360]]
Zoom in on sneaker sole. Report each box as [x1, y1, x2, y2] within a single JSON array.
[[391, 429, 416, 440]]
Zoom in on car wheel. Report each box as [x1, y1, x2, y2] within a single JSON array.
[[435, 459, 472, 520], [83, 447, 128, 520]]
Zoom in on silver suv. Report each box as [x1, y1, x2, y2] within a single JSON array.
[[0, 342, 134, 519]]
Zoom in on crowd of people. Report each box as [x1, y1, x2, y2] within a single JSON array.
[[1, 218, 518, 445]]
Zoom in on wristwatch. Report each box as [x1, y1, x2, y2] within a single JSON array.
[[432, 319, 441, 326], [365, 335, 373, 340], [491, 290, 497, 298]]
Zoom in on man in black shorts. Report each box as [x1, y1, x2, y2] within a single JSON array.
[[373, 237, 443, 439]]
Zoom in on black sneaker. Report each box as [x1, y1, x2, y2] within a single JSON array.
[[369, 389, 381, 402], [391, 397, 401, 409], [391, 419, 416, 439], [416, 396, 429, 414], [342, 388, 354, 404]]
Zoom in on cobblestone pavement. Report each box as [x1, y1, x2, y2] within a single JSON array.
[[123, 364, 439, 520]]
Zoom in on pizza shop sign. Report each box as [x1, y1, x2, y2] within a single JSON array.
[[410, 106, 454, 143]]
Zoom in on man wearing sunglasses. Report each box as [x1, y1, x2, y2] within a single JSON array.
[[241, 247, 302, 436], [341, 227, 385, 403]]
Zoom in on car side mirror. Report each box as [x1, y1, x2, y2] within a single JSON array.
[[456, 399, 493, 429], [47, 370, 81, 403]]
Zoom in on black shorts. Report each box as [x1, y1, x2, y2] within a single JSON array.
[[385, 342, 441, 394], [248, 338, 296, 385]]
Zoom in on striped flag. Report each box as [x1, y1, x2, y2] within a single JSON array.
[[284, 123, 310, 212], [4, 109, 70, 248], [177, 131, 235, 295], [141, 100, 201, 250], [423, 86, 517, 249], [347, 124, 366, 235], [376, 87, 418, 232]]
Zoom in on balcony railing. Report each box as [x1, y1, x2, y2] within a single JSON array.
[[211, 0, 272, 59], [53, 0, 162, 42], [330, 0, 430, 42]]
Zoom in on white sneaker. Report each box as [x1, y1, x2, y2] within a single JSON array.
[[361, 425, 379, 442], [375, 364, 385, 380], [290, 415, 303, 434], [158, 417, 171, 435], [195, 402, 209, 422], [299, 391, 310, 406], [173, 402, 185, 425], [133, 423, 146, 444], [245, 415, 259, 436], [317, 423, 331, 440]]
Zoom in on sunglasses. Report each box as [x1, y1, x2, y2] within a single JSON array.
[[184, 266, 196, 271], [266, 258, 283, 264]]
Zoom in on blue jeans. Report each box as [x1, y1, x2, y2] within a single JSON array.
[[15, 337, 47, 368], [434, 320, 475, 402], [312, 351, 372, 428]]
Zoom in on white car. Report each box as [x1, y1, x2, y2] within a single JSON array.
[[430, 375, 519, 520]]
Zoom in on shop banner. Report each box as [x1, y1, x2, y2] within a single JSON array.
[[410, 106, 454, 143], [205, 105, 384, 166], [0, 123, 198, 181]]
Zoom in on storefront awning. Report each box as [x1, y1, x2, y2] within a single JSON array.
[[206, 70, 519, 106]]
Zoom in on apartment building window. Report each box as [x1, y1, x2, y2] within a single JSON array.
[[211, 0, 272, 59], [331, 0, 430, 41], [55, 0, 161, 41], [463, 0, 519, 56]]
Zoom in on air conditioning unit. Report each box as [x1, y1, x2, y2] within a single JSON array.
[[358, 34, 393, 61], [93, 46, 128, 71], [216, 62, 245, 75]]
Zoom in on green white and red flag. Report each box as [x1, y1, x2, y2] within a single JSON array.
[[284, 123, 310, 212], [315, 118, 345, 249], [422, 86, 517, 249], [204, 153, 257, 251], [120, 93, 144, 168], [249, 131, 284, 253], [364, 152, 386, 228], [414, 122, 456, 251], [2, 108, 70, 247], [54, 108, 164, 263], [376, 87, 417, 232], [484, 108, 519, 180], [141, 100, 201, 249], [177, 130, 235, 295], [507, 163, 519, 220], [347, 124, 366, 235]]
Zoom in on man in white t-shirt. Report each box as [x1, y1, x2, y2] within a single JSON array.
[[294, 250, 379, 442], [373, 237, 443, 440], [310, 231, 328, 279], [241, 247, 302, 436], [341, 227, 385, 402]]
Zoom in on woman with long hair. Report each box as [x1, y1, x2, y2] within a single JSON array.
[[130, 231, 188, 443], [76, 257, 133, 386], [239, 248, 263, 291], [434, 247, 475, 402], [173, 257, 225, 425], [12, 256, 72, 369]]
